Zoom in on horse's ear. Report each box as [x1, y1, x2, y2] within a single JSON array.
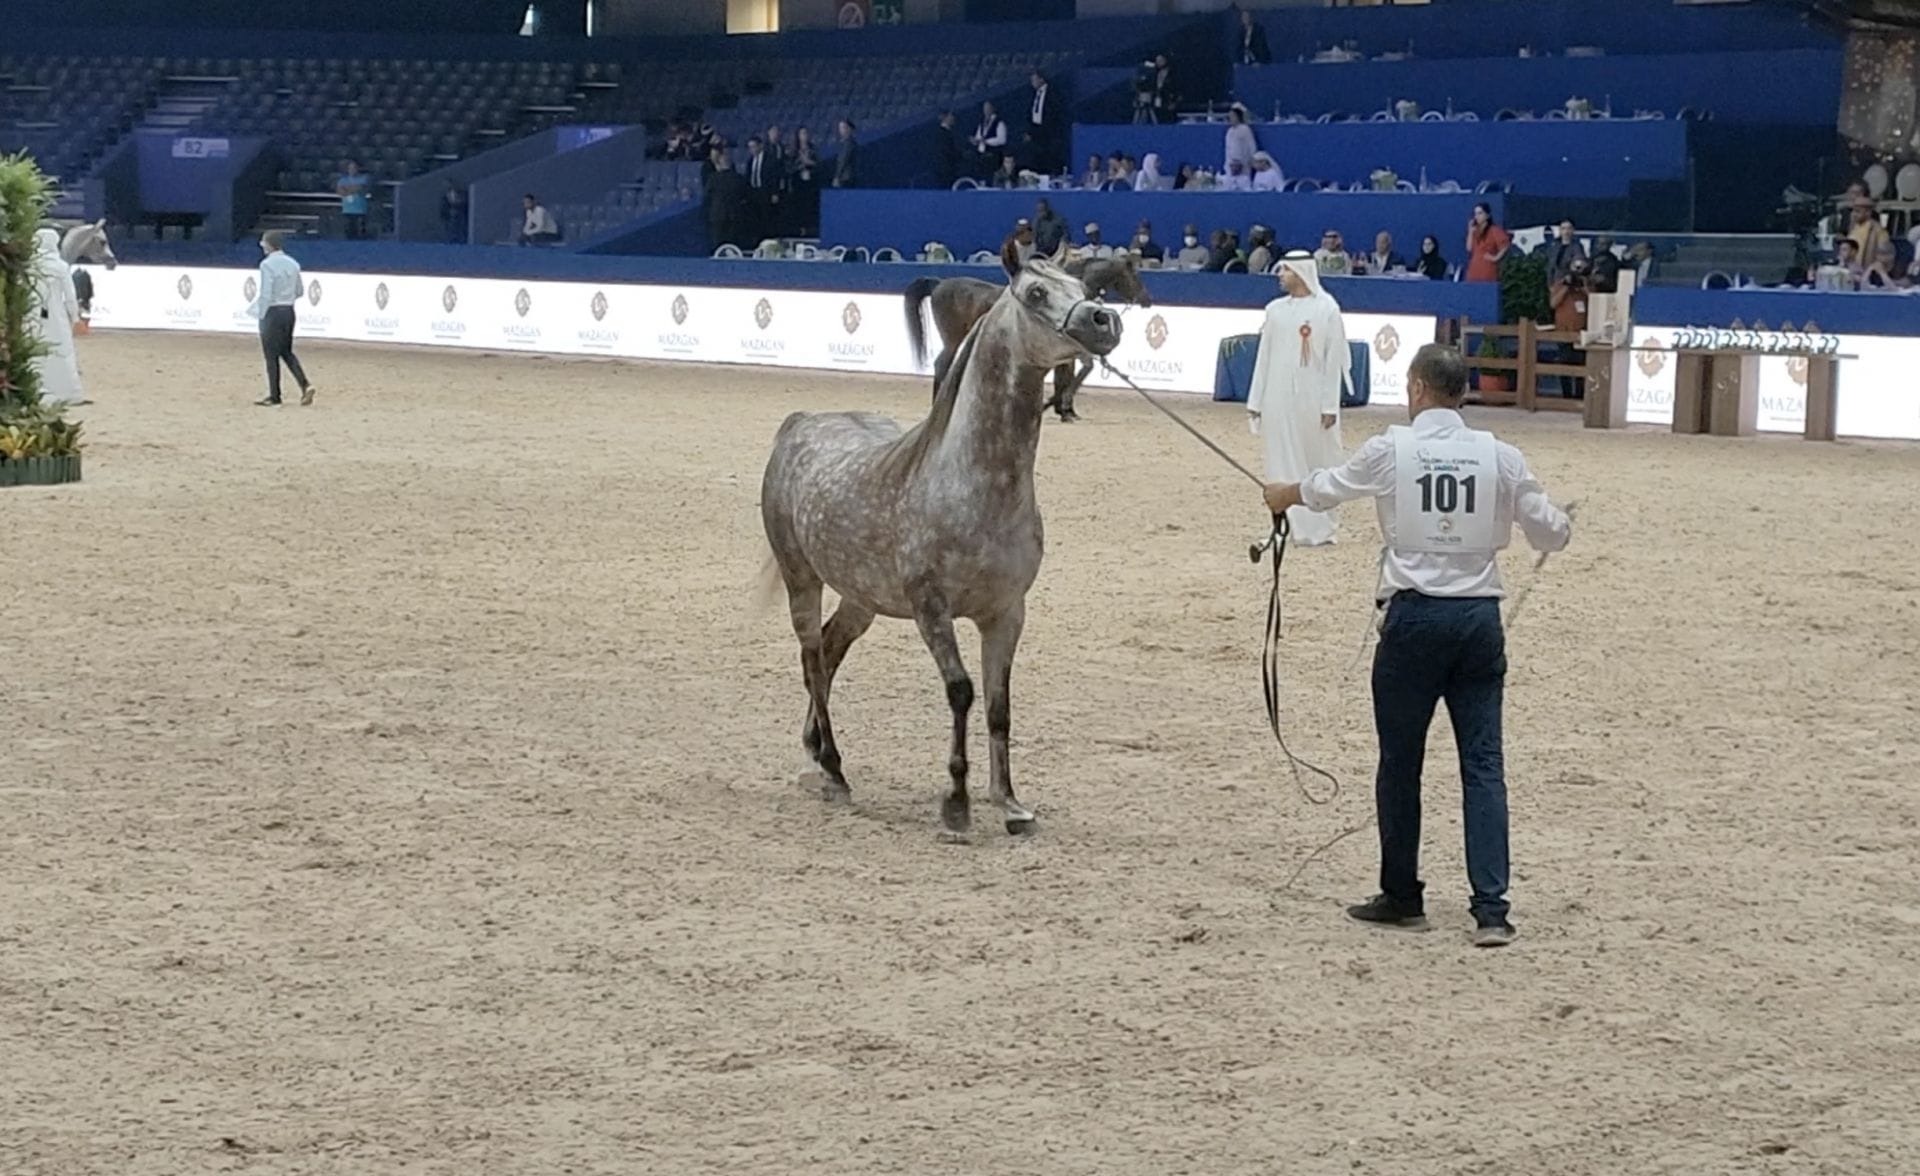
[[1001, 236, 1022, 277], [1050, 240, 1068, 266], [93, 219, 107, 231]]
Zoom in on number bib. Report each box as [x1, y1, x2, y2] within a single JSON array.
[[1391, 426, 1501, 553]]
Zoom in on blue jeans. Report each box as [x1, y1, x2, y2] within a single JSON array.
[[1370, 592, 1510, 922]]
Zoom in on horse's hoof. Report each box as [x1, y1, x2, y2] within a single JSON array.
[[937, 828, 974, 846], [821, 779, 852, 805], [1005, 816, 1038, 836], [940, 795, 972, 838]]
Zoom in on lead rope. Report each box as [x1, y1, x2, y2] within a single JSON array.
[[1097, 359, 1343, 810]]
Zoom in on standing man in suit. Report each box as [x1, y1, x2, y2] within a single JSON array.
[[934, 110, 966, 188], [1025, 71, 1065, 176], [832, 119, 859, 190], [745, 135, 781, 243], [1238, 7, 1273, 65]]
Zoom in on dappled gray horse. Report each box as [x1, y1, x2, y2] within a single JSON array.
[[47, 220, 117, 317], [903, 250, 1150, 421], [761, 244, 1122, 838]]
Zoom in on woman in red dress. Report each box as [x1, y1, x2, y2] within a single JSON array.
[[1464, 202, 1511, 282]]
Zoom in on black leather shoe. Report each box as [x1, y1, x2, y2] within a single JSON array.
[[1346, 894, 1429, 931]]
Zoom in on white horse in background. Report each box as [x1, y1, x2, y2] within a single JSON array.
[[44, 220, 118, 319]]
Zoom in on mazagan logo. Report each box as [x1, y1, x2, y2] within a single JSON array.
[[754, 297, 774, 330], [841, 301, 862, 335], [442, 285, 459, 314], [591, 291, 609, 322], [243, 276, 258, 303], [1144, 313, 1169, 351], [1373, 323, 1401, 362], [306, 279, 323, 307], [374, 282, 390, 311], [514, 287, 532, 318], [1787, 355, 1810, 386], [176, 274, 194, 301], [671, 293, 690, 325], [1638, 335, 1667, 377]]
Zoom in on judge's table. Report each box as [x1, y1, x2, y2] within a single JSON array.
[[1582, 327, 1845, 441]]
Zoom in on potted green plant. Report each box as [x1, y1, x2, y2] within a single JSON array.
[[1476, 333, 1512, 394], [0, 151, 81, 488]]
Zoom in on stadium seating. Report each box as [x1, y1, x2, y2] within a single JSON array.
[[0, 55, 160, 188]]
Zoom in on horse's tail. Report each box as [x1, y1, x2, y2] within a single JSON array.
[[750, 548, 786, 613], [903, 276, 940, 369]]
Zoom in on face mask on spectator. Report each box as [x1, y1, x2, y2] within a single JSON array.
[[1184, 234, 1198, 247]]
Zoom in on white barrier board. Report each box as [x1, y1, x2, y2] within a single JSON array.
[[88, 265, 1434, 406]]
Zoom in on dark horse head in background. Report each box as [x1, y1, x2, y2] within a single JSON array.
[[904, 249, 1151, 421]]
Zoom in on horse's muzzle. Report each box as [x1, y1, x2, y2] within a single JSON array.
[[1066, 304, 1123, 356]]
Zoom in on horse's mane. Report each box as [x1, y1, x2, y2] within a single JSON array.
[[879, 310, 986, 479]]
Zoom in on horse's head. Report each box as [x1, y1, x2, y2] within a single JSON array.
[[63, 220, 118, 269], [1099, 253, 1152, 309], [1000, 238, 1122, 368]]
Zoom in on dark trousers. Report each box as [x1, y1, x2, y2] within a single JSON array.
[[343, 212, 367, 240], [259, 305, 309, 402], [1370, 592, 1510, 922]]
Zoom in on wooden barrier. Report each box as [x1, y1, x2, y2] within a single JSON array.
[[1457, 318, 1586, 413], [1583, 342, 1843, 441]]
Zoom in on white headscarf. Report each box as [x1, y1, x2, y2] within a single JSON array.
[[34, 227, 62, 266], [1276, 250, 1326, 298], [1135, 152, 1162, 191]]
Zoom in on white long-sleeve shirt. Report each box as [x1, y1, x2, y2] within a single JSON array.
[[248, 250, 303, 318], [1298, 407, 1572, 600]]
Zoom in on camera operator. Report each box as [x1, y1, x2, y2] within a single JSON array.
[[1550, 254, 1591, 400]]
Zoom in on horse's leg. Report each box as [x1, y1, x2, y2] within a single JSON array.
[[978, 604, 1035, 834], [786, 579, 851, 800], [912, 597, 974, 839], [802, 601, 875, 802], [1058, 359, 1093, 419]]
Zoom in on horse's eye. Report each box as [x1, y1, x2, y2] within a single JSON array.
[[1025, 287, 1046, 305]]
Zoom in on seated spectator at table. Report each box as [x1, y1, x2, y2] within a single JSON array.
[[1626, 240, 1656, 286], [518, 193, 560, 246], [1465, 203, 1511, 282], [990, 155, 1022, 189], [1846, 198, 1890, 261], [1362, 231, 1408, 275], [1205, 229, 1241, 273], [1080, 153, 1105, 189], [1863, 240, 1905, 289], [972, 101, 1008, 177], [1547, 219, 1588, 285], [1415, 235, 1449, 280], [1034, 199, 1067, 255], [1106, 154, 1136, 189], [1076, 222, 1115, 261], [1245, 224, 1277, 275], [1250, 151, 1283, 192], [1174, 163, 1198, 191], [1132, 220, 1166, 263], [1832, 239, 1863, 288], [1175, 224, 1209, 269], [1588, 235, 1621, 292], [1238, 7, 1272, 66], [1314, 229, 1352, 276], [1135, 152, 1164, 192]]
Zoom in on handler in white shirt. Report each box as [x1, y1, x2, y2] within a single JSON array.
[[247, 230, 316, 406], [1262, 343, 1572, 947]]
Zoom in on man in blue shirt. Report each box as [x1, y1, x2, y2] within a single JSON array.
[[248, 231, 317, 406], [336, 160, 372, 240]]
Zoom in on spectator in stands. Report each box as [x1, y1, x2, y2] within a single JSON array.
[[1026, 71, 1065, 175], [658, 124, 690, 161], [991, 155, 1022, 190], [972, 101, 1009, 178], [1223, 105, 1256, 188], [1135, 153, 1164, 192], [1205, 229, 1242, 273], [1546, 219, 1587, 285], [1250, 150, 1283, 192], [791, 127, 822, 236], [1416, 235, 1449, 280], [766, 125, 788, 171], [1150, 53, 1177, 124], [1846, 197, 1889, 262], [1464, 203, 1511, 282], [1832, 239, 1863, 288], [1033, 200, 1068, 255], [832, 119, 859, 191], [1627, 240, 1656, 286], [745, 135, 781, 242], [1237, 7, 1273, 66], [440, 182, 468, 245], [518, 194, 560, 247], [1132, 220, 1165, 264], [1080, 154, 1105, 190], [1246, 225, 1277, 275], [1106, 154, 1136, 190], [1077, 222, 1114, 261], [336, 160, 372, 241], [1174, 163, 1198, 191], [705, 149, 748, 251], [1176, 224, 1210, 269], [1589, 235, 1621, 292], [935, 110, 966, 188], [1314, 230, 1352, 276], [1362, 231, 1407, 275]]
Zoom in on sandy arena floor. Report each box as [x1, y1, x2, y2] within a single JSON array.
[[4, 331, 1919, 1175]]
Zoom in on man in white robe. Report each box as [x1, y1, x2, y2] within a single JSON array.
[[26, 229, 86, 407], [1247, 252, 1350, 546]]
